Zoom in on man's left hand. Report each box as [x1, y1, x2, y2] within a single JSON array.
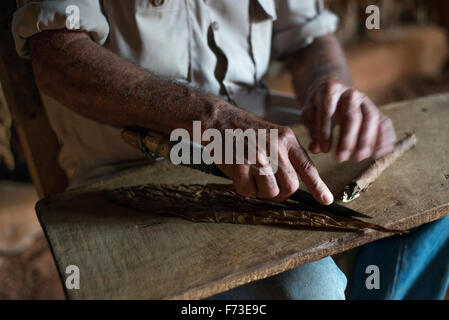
[[301, 79, 396, 162]]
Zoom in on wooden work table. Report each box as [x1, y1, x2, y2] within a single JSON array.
[[36, 94, 449, 299]]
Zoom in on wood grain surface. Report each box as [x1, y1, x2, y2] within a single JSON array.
[[37, 94, 449, 299]]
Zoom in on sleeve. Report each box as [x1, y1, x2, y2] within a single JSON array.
[[12, 0, 110, 58], [272, 0, 339, 59]]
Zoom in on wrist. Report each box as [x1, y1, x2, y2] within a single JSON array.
[[199, 94, 231, 132]]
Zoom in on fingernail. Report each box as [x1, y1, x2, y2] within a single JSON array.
[[309, 142, 320, 154], [337, 150, 351, 163], [356, 148, 371, 161], [322, 191, 334, 205]]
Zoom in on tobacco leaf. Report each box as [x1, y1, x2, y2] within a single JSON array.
[[106, 184, 406, 234]]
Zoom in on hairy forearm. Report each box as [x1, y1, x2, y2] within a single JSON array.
[[29, 30, 241, 135], [286, 35, 352, 106]]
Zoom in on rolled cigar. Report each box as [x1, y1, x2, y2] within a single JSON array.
[[341, 133, 418, 203]]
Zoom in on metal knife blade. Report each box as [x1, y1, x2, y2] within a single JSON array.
[[192, 162, 371, 219], [289, 189, 371, 219]]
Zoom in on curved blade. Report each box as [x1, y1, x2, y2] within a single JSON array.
[[290, 189, 372, 219]]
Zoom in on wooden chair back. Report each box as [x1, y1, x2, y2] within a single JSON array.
[[0, 0, 67, 198]]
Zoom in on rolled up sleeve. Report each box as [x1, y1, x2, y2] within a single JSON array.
[[12, 0, 110, 58], [272, 0, 338, 59]]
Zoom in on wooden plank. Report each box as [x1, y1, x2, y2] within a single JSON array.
[[36, 94, 449, 300], [0, 0, 68, 197]]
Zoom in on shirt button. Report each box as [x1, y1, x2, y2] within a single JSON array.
[[153, 0, 164, 6], [211, 21, 219, 31]]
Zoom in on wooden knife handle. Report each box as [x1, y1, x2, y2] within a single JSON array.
[[121, 127, 171, 158]]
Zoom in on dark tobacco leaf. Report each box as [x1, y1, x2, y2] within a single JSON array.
[[106, 184, 407, 234]]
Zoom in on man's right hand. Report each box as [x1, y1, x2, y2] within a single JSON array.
[[212, 105, 333, 205]]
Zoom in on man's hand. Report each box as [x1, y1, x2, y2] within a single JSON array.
[[210, 104, 334, 204], [215, 117, 333, 205], [301, 80, 396, 162], [288, 35, 396, 163]]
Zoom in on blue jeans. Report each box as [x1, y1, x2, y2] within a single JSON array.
[[210, 257, 347, 300], [349, 216, 449, 300], [210, 216, 449, 300]]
